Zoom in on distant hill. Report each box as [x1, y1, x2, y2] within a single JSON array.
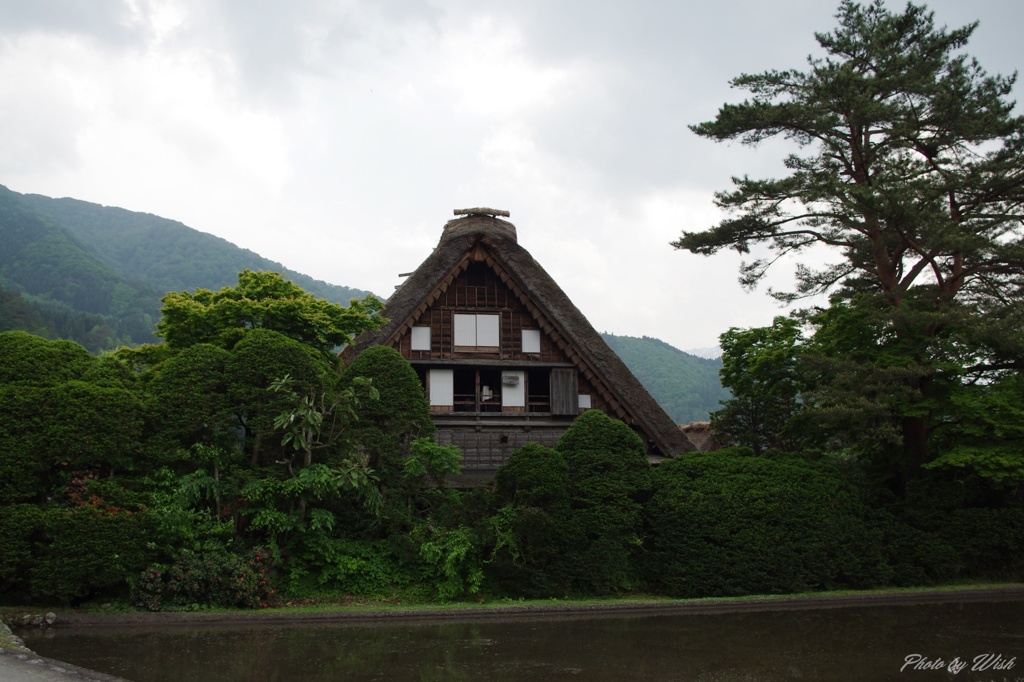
[[598, 331, 729, 421], [19, 192, 371, 304], [0, 185, 373, 351], [601, 333, 728, 424]]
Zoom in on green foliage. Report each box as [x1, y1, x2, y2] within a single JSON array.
[[600, 333, 728, 423], [925, 375, 1024, 488], [0, 331, 119, 386], [339, 346, 450, 535], [872, 473, 1024, 585], [674, 1, 1024, 478], [0, 333, 144, 502], [494, 442, 569, 509], [713, 317, 803, 455], [402, 438, 462, 488], [29, 505, 157, 603], [132, 547, 275, 611], [241, 462, 381, 542], [644, 452, 891, 597], [938, 508, 1024, 581], [557, 409, 646, 460], [147, 343, 233, 450], [488, 444, 573, 597], [488, 415, 656, 598], [556, 411, 652, 594], [226, 328, 333, 465], [339, 345, 435, 476], [0, 504, 44, 597], [158, 269, 383, 353], [286, 538, 415, 598], [414, 524, 484, 601], [135, 466, 237, 557], [270, 372, 379, 469]]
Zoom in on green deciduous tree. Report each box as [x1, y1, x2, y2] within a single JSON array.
[[713, 316, 804, 455], [675, 1, 1024, 478], [924, 374, 1024, 488], [157, 269, 384, 353], [147, 343, 233, 451]]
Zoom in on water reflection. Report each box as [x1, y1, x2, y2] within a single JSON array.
[[18, 598, 1024, 682]]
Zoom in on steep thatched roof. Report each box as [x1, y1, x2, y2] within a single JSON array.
[[348, 211, 694, 459]]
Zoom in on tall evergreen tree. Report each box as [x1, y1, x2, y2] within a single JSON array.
[[675, 1, 1024, 482]]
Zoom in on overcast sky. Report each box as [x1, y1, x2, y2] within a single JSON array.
[[2, 0, 1021, 352]]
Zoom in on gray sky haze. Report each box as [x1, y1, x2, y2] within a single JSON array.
[[2, 0, 1021, 351]]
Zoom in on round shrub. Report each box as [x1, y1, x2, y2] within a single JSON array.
[[132, 547, 275, 611], [488, 443, 574, 597], [494, 442, 569, 508], [555, 410, 652, 594], [339, 345, 434, 474]]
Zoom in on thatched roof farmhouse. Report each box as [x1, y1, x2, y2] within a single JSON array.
[[344, 208, 693, 480]]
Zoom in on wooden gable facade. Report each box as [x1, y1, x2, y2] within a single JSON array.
[[345, 209, 693, 477]]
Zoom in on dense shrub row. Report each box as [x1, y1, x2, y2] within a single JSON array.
[[2, 323, 1022, 608]]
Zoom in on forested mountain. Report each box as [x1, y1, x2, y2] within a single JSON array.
[[0, 185, 372, 351], [19, 191, 370, 304], [601, 333, 728, 423]]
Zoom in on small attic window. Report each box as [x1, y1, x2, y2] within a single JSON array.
[[411, 326, 431, 351], [466, 261, 487, 287], [522, 329, 541, 354]]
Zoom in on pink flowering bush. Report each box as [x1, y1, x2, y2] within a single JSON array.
[[132, 547, 275, 611]]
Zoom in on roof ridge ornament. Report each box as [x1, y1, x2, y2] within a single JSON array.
[[454, 207, 510, 218]]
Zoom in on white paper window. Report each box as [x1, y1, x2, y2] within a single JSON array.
[[454, 314, 476, 346], [578, 394, 592, 409], [453, 313, 500, 347], [411, 326, 431, 351], [477, 314, 500, 347], [429, 369, 453, 407], [522, 329, 541, 354]]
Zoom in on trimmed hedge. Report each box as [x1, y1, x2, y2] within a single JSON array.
[[643, 451, 891, 597], [0, 505, 155, 603]]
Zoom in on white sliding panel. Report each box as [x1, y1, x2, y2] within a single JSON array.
[[522, 329, 541, 354], [477, 314, 500, 347], [429, 369, 453, 407], [502, 371, 525, 407], [453, 314, 476, 346]]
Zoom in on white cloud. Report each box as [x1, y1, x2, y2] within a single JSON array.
[[0, 0, 1020, 351]]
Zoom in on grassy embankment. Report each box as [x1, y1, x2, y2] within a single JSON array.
[[3, 582, 1022, 625]]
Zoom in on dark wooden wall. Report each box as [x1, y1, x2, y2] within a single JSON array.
[[395, 262, 569, 364]]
